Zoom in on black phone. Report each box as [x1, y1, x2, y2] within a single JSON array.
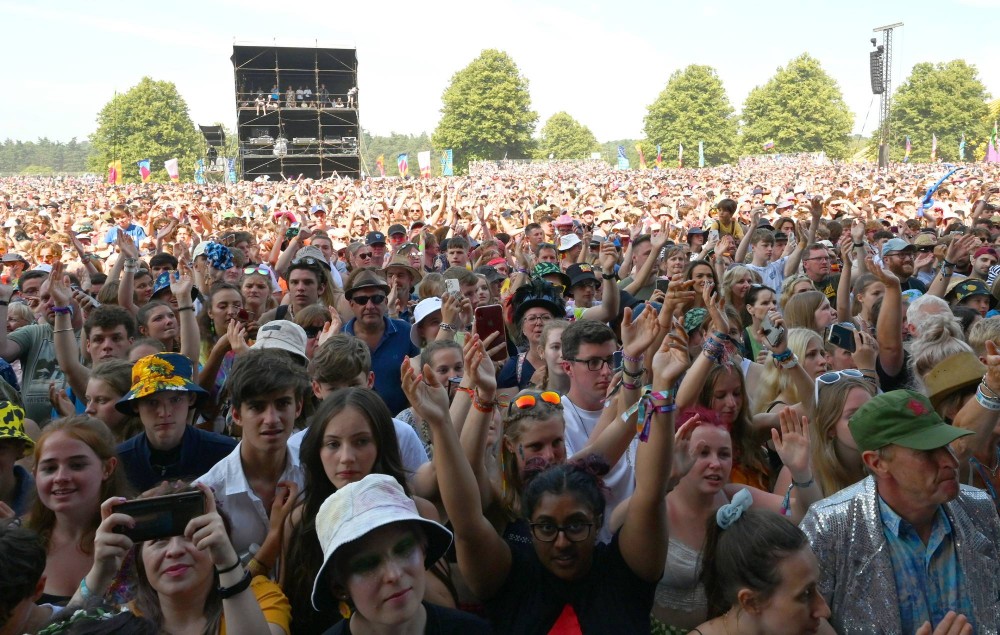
[[655, 277, 670, 293], [612, 350, 624, 372], [761, 315, 785, 348], [827, 324, 857, 353], [112, 491, 206, 543]]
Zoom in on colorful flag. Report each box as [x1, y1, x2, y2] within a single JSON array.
[[164, 158, 180, 182], [107, 160, 122, 185], [397, 153, 409, 178], [137, 159, 151, 183], [931, 134, 937, 162], [655, 144, 662, 169], [227, 158, 236, 184], [763, 140, 775, 151], [442, 149, 454, 176], [904, 136, 911, 163], [376, 154, 385, 177], [678, 143, 683, 168], [959, 134, 966, 161], [417, 151, 431, 178], [616, 145, 629, 170], [635, 144, 646, 170], [987, 121, 1000, 163], [698, 141, 705, 168], [193, 159, 205, 185]]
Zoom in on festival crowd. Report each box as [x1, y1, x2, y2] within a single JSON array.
[[2, 156, 1000, 634]]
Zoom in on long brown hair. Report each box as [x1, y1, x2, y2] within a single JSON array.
[[696, 366, 769, 483], [811, 378, 876, 496], [27, 416, 130, 553]]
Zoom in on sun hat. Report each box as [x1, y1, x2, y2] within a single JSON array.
[[251, 320, 308, 363], [554, 214, 574, 227], [684, 308, 709, 333], [410, 297, 442, 347], [848, 389, 973, 452], [558, 234, 582, 252], [0, 401, 33, 456], [531, 262, 571, 289], [383, 255, 422, 284], [115, 353, 209, 414], [311, 474, 453, 610], [344, 268, 390, 301], [474, 265, 504, 285], [945, 277, 996, 308], [923, 352, 987, 410]]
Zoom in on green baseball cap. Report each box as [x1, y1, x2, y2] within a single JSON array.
[[848, 389, 973, 452]]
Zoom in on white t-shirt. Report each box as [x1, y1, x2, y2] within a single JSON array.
[[561, 395, 637, 543], [745, 256, 788, 292]]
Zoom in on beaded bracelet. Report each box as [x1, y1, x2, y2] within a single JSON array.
[[622, 366, 644, 379], [792, 475, 815, 489], [622, 351, 644, 364], [472, 393, 496, 413]]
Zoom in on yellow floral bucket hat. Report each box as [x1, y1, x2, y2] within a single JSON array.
[[115, 353, 208, 414], [0, 400, 33, 456]]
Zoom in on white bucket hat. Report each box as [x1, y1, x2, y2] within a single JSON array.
[[409, 297, 442, 347], [251, 320, 308, 363], [311, 474, 453, 610]]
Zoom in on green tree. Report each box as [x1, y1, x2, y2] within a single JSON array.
[[881, 60, 991, 162], [88, 77, 202, 182], [431, 49, 538, 172], [644, 65, 736, 166], [535, 112, 598, 159], [739, 54, 853, 159]]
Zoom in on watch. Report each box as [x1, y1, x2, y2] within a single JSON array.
[[602, 272, 617, 280]]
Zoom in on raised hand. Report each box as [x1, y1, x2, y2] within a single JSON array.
[[703, 284, 731, 335], [49, 382, 75, 417], [652, 319, 690, 389], [115, 228, 138, 260], [89, 497, 138, 590], [185, 483, 239, 570], [621, 305, 662, 359], [465, 333, 498, 396], [47, 261, 72, 307], [866, 254, 900, 287], [401, 358, 451, 427], [599, 240, 618, 272], [945, 233, 978, 266], [671, 416, 704, 483], [170, 263, 194, 301], [772, 407, 812, 481], [851, 329, 879, 370]]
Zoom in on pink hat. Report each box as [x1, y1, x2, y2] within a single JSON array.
[[554, 214, 574, 227]]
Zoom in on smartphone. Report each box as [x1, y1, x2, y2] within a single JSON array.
[[445, 278, 461, 297], [655, 277, 670, 293], [761, 315, 785, 348], [612, 350, 624, 373], [285, 227, 300, 239], [474, 304, 510, 362], [112, 491, 206, 543], [827, 323, 857, 353]]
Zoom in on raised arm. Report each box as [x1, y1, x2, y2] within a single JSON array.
[[733, 209, 761, 264], [457, 334, 501, 510], [619, 317, 689, 582], [580, 242, 621, 322], [928, 233, 976, 299], [835, 234, 854, 322], [49, 262, 90, 398], [116, 230, 142, 316], [172, 264, 201, 367], [869, 254, 904, 377], [784, 197, 823, 277], [401, 357, 512, 601]]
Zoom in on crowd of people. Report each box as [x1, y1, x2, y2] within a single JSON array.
[[1, 156, 1000, 634]]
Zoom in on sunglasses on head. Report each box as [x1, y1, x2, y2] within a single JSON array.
[[351, 293, 385, 306], [243, 264, 272, 276], [508, 391, 561, 415], [814, 369, 865, 404]]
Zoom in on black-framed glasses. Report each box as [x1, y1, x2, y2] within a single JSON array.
[[351, 293, 385, 306], [530, 521, 594, 543], [565, 356, 615, 372]]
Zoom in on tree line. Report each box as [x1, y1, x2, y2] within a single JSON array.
[[0, 138, 92, 175]]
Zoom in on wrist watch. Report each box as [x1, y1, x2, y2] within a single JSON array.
[[602, 272, 617, 280]]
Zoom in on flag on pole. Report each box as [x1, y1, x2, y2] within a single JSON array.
[[193, 159, 205, 185], [698, 141, 705, 168], [987, 121, 1000, 163], [635, 144, 646, 170], [904, 136, 911, 163], [397, 153, 409, 178], [655, 145, 662, 169], [616, 145, 629, 170], [959, 134, 966, 161], [931, 134, 937, 162], [763, 140, 775, 151], [417, 151, 431, 178], [107, 160, 122, 185], [442, 149, 454, 176], [375, 155, 385, 177], [164, 158, 180, 182], [226, 158, 236, 184], [137, 159, 151, 183], [678, 143, 683, 168]]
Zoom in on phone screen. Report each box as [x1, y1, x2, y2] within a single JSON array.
[[112, 491, 206, 543], [474, 304, 509, 362]]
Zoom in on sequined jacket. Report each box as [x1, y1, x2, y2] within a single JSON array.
[[800, 477, 1000, 634]]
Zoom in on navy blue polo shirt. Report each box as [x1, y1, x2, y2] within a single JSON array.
[[345, 315, 420, 414]]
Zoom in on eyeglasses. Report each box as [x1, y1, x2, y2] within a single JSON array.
[[886, 252, 915, 260], [566, 356, 616, 372], [509, 391, 561, 415], [523, 314, 554, 324], [814, 369, 865, 404], [303, 325, 323, 339], [804, 256, 831, 262], [243, 264, 272, 276], [529, 521, 594, 543], [351, 293, 385, 306]]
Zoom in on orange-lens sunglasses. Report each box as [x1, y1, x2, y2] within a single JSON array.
[[509, 391, 561, 415]]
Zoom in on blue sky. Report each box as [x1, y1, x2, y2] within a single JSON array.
[[2, 0, 998, 143]]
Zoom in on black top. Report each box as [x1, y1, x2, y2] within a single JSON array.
[[321, 602, 492, 634], [484, 532, 655, 634]]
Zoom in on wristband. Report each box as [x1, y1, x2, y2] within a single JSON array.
[[792, 475, 815, 489], [976, 387, 1000, 411], [177, 306, 195, 312], [602, 272, 617, 280], [980, 380, 1000, 402], [622, 351, 644, 364], [215, 558, 242, 574], [771, 348, 793, 363], [217, 569, 252, 599], [778, 354, 799, 370], [622, 379, 641, 390], [438, 322, 459, 332], [79, 576, 93, 600], [51, 306, 73, 315], [622, 366, 644, 379], [454, 386, 475, 398], [853, 242, 864, 248], [942, 259, 956, 268]]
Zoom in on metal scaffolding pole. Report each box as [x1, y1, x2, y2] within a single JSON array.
[[874, 22, 903, 168]]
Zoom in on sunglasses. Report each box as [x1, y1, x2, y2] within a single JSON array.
[[357, 252, 374, 260], [303, 325, 323, 339], [351, 293, 385, 306], [508, 390, 561, 415], [814, 369, 865, 404], [243, 264, 272, 276]]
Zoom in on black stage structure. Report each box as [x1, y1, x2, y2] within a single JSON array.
[[231, 45, 360, 180]]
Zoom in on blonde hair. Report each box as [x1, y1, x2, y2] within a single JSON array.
[[779, 274, 813, 310], [783, 290, 827, 333], [967, 316, 1000, 357], [908, 314, 972, 392], [811, 378, 876, 495], [753, 328, 824, 414]]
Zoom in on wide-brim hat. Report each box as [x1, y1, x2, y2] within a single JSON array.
[[946, 277, 997, 308], [383, 255, 422, 284], [531, 262, 571, 289], [924, 352, 986, 410], [513, 280, 565, 323], [344, 268, 391, 301], [116, 352, 208, 414], [0, 401, 33, 456], [151, 271, 201, 302], [311, 474, 453, 610], [558, 234, 582, 252]]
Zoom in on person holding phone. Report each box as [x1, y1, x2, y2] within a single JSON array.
[[76, 483, 290, 635]]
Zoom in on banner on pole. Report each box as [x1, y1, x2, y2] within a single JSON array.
[[397, 153, 409, 178], [376, 155, 385, 177], [193, 159, 205, 185], [227, 158, 236, 183], [698, 141, 705, 168], [137, 159, 151, 183], [635, 144, 646, 170], [616, 146, 629, 170], [418, 151, 431, 178], [442, 149, 454, 176], [107, 160, 122, 185], [655, 144, 662, 170], [678, 143, 683, 168], [164, 158, 180, 182]]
